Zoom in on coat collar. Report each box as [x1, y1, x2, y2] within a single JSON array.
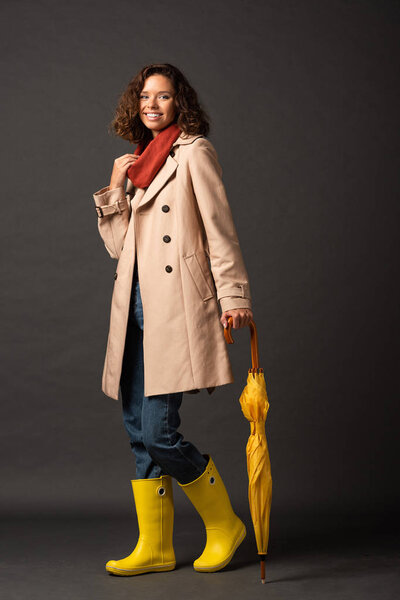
[[127, 133, 204, 210], [171, 132, 204, 147]]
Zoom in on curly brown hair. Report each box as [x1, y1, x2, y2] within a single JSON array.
[[108, 63, 210, 145]]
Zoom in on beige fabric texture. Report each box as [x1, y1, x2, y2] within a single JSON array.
[[93, 133, 252, 400]]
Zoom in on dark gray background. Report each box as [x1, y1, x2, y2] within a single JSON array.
[[1, 0, 399, 571]]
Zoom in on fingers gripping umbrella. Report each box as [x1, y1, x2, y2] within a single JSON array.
[[224, 316, 272, 584]]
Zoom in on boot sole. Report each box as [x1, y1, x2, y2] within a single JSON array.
[[106, 562, 176, 576], [193, 524, 246, 572]]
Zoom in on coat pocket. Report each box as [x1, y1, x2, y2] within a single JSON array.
[[183, 251, 215, 301]]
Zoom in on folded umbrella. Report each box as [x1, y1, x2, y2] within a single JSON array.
[[224, 316, 272, 584]]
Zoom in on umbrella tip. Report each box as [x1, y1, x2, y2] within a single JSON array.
[[261, 578, 266, 584]]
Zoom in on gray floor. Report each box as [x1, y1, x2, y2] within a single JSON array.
[[0, 512, 398, 600]]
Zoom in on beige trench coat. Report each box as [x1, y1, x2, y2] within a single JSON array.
[[93, 133, 252, 400]]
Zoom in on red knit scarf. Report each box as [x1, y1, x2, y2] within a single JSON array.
[[127, 123, 181, 189]]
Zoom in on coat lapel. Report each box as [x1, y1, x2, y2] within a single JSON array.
[[136, 154, 178, 211], [134, 133, 204, 212]]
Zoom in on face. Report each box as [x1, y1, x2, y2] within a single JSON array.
[[139, 74, 177, 137]]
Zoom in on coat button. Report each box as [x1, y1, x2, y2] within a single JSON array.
[[165, 265, 173, 273], [163, 235, 171, 243], [162, 204, 170, 212], [169, 149, 175, 157], [114, 272, 118, 280]]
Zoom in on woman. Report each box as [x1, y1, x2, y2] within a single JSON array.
[[93, 63, 254, 576]]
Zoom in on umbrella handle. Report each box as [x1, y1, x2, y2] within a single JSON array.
[[223, 316, 261, 371]]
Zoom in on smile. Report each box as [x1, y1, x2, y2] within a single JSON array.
[[145, 113, 163, 120]]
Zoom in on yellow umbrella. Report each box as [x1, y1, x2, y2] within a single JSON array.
[[224, 317, 272, 584]]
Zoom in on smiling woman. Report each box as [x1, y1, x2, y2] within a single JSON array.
[[93, 62, 253, 578], [140, 76, 176, 133], [108, 62, 210, 144]]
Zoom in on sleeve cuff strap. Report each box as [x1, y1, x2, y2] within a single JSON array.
[[93, 186, 128, 218], [217, 283, 251, 301]]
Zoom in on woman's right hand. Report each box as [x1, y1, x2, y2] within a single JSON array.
[[109, 154, 139, 189]]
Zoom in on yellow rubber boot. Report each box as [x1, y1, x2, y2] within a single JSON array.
[[178, 455, 246, 572], [106, 475, 176, 576]]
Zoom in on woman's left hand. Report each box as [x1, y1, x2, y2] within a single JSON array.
[[220, 308, 253, 329]]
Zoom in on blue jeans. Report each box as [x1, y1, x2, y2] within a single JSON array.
[[120, 260, 208, 484]]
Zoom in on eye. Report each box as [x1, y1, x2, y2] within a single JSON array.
[[140, 94, 170, 99]]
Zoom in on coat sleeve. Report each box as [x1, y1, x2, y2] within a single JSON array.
[[93, 185, 131, 259], [188, 139, 252, 313]]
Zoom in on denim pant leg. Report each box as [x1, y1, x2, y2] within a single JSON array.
[[120, 262, 208, 484], [141, 393, 208, 484], [120, 267, 162, 479]]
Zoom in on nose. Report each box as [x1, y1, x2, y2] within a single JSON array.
[[148, 97, 159, 109]]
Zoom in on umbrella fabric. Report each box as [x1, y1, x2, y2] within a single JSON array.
[[239, 370, 272, 556]]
